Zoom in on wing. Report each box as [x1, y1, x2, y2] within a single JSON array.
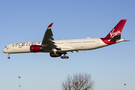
[[41, 23, 59, 51], [41, 23, 54, 45]]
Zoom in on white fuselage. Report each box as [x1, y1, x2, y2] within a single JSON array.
[[3, 38, 124, 54], [3, 38, 108, 54]]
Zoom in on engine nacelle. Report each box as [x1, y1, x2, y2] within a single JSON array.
[[30, 45, 42, 52], [50, 52, 62, 57]]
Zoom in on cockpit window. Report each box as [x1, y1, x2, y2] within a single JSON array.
[[5, 46, 7, 48]]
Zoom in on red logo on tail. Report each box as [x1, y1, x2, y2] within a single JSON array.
[[110, 29, 121, 38], [105, 19, 127, 39]]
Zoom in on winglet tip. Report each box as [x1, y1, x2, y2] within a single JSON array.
[[48, 23, 53, 28]]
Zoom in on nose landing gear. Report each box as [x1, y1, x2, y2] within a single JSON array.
[[7, 53, 10, 59]]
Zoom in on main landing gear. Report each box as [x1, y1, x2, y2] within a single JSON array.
[[61, 53, 69, 59], [61, 56, 69, 59], [7, 53, 10, 59]]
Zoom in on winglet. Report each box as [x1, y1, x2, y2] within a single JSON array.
[[47, 23, 53, 28]]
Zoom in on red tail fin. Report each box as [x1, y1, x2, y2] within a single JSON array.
[[105, 19, 127, 39]]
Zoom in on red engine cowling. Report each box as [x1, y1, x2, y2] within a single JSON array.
[[30, 45, 42, 52], [50, 52, 62, 57]]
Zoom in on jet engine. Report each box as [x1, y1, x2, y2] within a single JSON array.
[[30, 45, 42, 52], [50, 52, 62, 57]]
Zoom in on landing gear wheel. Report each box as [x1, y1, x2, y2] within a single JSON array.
[[7, 53, 10, 59], [61, 56, 69, 59], [61, 56, 63, 59], [60, 52, 69, 59], [65, 56, 69, 59]]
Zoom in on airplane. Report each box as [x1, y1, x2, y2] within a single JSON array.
[[3, 19, 128, 59]]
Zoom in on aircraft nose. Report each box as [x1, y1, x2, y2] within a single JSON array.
[[2, 48, 6, 53]]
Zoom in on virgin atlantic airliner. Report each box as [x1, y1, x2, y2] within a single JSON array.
[[3, 19, 128, 59]]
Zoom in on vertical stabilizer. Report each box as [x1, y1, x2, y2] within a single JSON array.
[[105, 19, 127, 39]]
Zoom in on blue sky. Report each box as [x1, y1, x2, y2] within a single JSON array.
[[0, 0, 135, 90]]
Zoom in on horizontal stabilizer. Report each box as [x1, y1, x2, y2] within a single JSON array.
[[123, 40, 131, 42]]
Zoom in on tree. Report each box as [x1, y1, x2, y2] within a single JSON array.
[[62, 73, 94, 90]]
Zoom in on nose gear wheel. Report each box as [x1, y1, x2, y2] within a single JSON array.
[[7, 53, 10, 59]]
